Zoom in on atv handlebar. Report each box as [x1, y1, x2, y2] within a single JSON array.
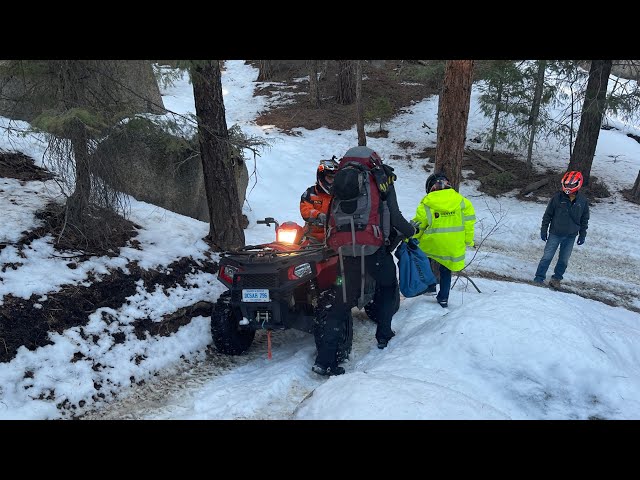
[[257, 217, 279, 229]]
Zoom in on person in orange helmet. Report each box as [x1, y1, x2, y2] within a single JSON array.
[[299, 157, 339, 243], [534, 171, 590, 289]]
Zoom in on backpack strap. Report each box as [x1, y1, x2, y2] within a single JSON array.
[[359, 245, 366, 308], [339, 247, 347, 303]]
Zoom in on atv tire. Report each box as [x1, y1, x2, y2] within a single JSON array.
[[364, 285, 400, 324], [211, 291, 255, 355], [314, 291, 353, 363]]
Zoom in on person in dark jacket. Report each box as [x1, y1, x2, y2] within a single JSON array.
[[311, 147, 417, 376], [534, 171, 590, 288]]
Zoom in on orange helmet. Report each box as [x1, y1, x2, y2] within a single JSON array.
[[561, 171, 583, 195]]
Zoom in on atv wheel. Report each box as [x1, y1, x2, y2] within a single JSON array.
[[314, 291, 353, 363], [336, 312, 353, 363], [211, 291, 255, 355], [364, 285, 400, 323]]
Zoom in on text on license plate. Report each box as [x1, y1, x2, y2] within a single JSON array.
[[242, 289, 270, 302]]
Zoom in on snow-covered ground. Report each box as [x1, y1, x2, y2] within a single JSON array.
[[1, 60, 639, 420]]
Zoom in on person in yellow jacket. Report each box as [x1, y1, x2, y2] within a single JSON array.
[[411, 172, 476, 308]]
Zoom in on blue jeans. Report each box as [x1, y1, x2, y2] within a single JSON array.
[[534, 233, 576, 282], [436, 263, 452, 302]]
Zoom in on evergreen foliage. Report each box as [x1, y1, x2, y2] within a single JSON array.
[[365, 96, 393, 132]]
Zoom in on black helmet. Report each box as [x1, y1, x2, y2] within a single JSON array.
[[317, 157, 339, 194], [425, 172, 451, 193]]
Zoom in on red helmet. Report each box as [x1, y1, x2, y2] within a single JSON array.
[[317, 158, 339, 194], [561, 171, 583, 195]]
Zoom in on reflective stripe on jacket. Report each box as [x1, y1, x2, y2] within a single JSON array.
[[412, 188, 475, 272]]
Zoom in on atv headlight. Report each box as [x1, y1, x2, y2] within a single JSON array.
[[293, 263, 312, 278], [277, 229, 299, 244]]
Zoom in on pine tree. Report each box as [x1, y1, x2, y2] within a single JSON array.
[[568, 60, 612, 186], [190, 60, 245, 250], [435, 60, 474, 190]]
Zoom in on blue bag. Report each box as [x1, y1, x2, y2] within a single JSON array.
[[394, 238, 437, 298]]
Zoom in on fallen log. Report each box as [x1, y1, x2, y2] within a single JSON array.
[[466, 148, 508, 173], [521, 177, 550, 195]]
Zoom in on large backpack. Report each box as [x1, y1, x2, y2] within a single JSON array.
[[327, 146, 392, 307], [327, 146, 391, 257]]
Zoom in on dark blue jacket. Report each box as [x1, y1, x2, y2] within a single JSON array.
[[541, 191, 590, 238]]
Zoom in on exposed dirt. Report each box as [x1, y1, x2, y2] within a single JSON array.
[[251, 61, 612, 205], [0, 150, 53, 181], [19, 202, 140, 258], [1, 61, 635, 414], [251, 60, 439, 134], [0, 257, 219, 364]]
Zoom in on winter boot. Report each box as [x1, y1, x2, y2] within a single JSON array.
[[549, 278, 562, 289], [312, 364, 345, 376], [376, 330, 395, 349], [437, 298, 448, 308]]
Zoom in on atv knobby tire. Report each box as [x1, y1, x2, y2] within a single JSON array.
[[314, 291, 353, 363], [211, 291, 255, 355]]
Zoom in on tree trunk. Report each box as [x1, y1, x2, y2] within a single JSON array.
[[489, 79, 503, 160], [526, 60, 547, 171], [319, 60, 329, 82], [435, 60, 474, 191], [60, 60, 91, 223], [257, 60, 274, 82], [191, 61, 245, 251], [356, 60, 366, 146], [307, 60, 320, 108], [568, 60, 612, 186], [337, 60, 356, 105], [631, 170, 640, 201]]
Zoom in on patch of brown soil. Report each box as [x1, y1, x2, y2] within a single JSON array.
[[0, 257, 219, 364], [18, 202, 140, 257], [458, 149, 611, 203], [0, 150, 53, 181], [252, 61, 438, 134]]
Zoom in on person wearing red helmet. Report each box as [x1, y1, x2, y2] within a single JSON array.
[[299, 158, 339, 242], [534, 171, 590, 288]]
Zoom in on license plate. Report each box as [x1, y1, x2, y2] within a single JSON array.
[[242, 289, 270, 302]]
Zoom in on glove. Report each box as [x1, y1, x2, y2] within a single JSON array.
[[410, 220, 420, 236], [577, 236, 585, 245], [407, 237, 419, 250], [541, 231, 547, 242], [317, 213, 327, 225]]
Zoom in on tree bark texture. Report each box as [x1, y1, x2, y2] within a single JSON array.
[[568, 60, 612, 186], [489, 79, 503, 160], [60, 60, 91, 223], [435, 60, 474, 191], [356, 60, 366, 146], [257, 60, 274, 82], [191, 60, 245, 250], [307, 60, 320, 108], [526, 60, 547, 170], [337, 60, 356, 105]]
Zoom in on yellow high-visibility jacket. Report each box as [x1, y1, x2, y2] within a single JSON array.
[[412, 188, 476, 272]]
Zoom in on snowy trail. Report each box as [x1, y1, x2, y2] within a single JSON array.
[[82, 312, 381, 419], [472, 238, 640, 311]]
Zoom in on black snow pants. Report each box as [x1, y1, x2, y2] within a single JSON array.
[[314, 247, 398, 368]]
